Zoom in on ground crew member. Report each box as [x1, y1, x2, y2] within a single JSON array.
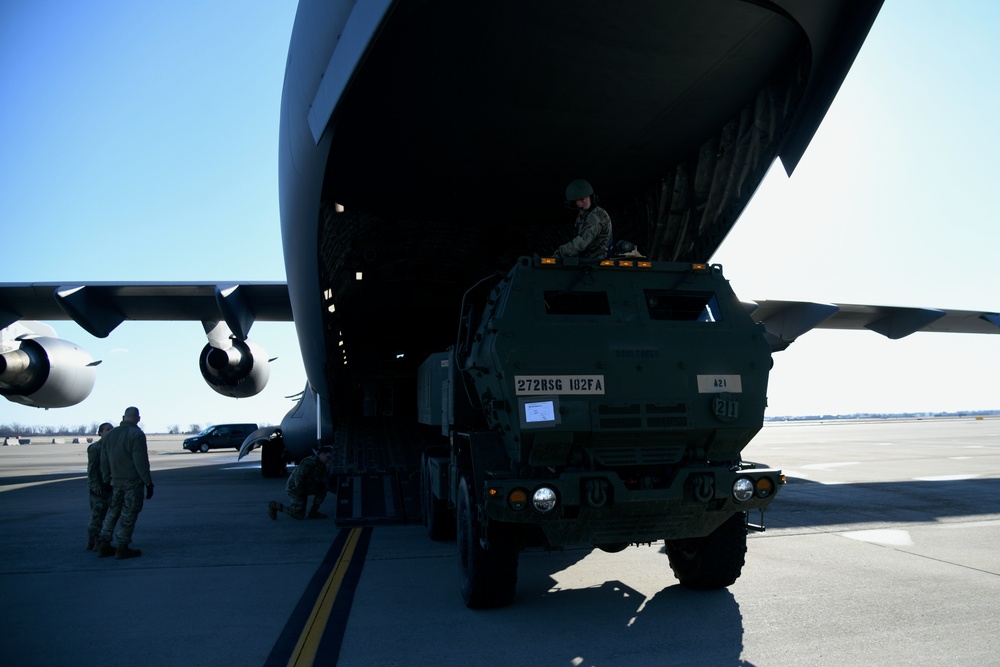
[[96, 406, 154, 559], [85, 422, 114, 550], [268, 446, 333, 520], [555, 179, 613, 259]]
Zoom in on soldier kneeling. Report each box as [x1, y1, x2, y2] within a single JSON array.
[[268, 446, 332, 520]]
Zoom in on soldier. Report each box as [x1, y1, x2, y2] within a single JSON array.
[[96, 406, 154, 559], [85, 422, 115, 550], [268, 446, 332, 520], [554, 179, 613, 259]]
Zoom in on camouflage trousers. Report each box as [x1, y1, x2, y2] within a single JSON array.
[[100, 479, 145, 546], [283, 488, 328, 520], [88, 482, 112, 539]]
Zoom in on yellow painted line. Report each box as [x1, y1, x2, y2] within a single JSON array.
[[287, 527, 362, 667]]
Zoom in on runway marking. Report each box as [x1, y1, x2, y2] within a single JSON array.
[[288, 527, 361, 665], [840, 529, 913, 546], [265, 526, 373, 667]]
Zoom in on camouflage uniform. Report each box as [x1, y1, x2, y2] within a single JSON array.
[[86, 437, 113, 546], [557, 205, 612, 259], [99, 421, 153, 549], [277, 454, 330, 519]]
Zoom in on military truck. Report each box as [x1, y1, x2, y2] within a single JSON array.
[[418, 255, 783, 608]]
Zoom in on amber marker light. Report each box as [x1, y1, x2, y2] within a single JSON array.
[[638, 261, 652, 268], [691, 263, 708, 271], [541, 257, 557, 265], [508, 488, 528, 511], [618, 260, 634, 267], [599, 259, 615, 266], [755, 477, 774, 498]]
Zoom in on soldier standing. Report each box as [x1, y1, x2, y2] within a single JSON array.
[[268, 446, 332, 520], [85, 422, 115, 550], [96, 406, 154, 559]]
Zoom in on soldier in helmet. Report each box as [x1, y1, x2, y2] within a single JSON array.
[[554, 179, 613, 259], [268, 446, 333, 520]]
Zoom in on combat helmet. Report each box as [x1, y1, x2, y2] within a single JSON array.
[[565, 179, 594, 202]]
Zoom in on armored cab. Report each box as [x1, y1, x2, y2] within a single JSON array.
[[419, 256, 783, 608]]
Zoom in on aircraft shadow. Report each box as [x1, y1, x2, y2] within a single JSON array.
[[766, 476, 1000, 529]]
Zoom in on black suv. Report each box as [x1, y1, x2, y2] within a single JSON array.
[[183, 423, 259, 452]]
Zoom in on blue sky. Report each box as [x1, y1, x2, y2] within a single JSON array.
[[2, 2, 999, 432]]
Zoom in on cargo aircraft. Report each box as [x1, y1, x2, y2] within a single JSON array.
[[2, 0, 999, 474]]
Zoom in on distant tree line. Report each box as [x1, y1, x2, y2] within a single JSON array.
[[765, 409, 1000, 422], [1, 423, 207, 436]]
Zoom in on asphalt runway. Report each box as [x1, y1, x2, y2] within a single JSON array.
[[1, 420, 998, 666]]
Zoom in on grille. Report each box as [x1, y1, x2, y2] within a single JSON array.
[[588, 443, 686, 466], [596, 402, 688, 430]]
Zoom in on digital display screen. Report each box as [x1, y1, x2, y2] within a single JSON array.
[[518, 396, 561, 429], [524, 400, 556, 423]]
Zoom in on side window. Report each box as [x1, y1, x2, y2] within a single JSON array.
[[644, 290, 721, 322]]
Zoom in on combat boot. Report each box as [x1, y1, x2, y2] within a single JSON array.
[[86, 535, 96, 551], [268, 500, 283, 520], [115, 544, 142, 559], [307, 507, 328, 520], [96, 540, 116, 558]]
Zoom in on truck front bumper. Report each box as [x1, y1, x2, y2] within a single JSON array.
[[482, 465, 782, 547]]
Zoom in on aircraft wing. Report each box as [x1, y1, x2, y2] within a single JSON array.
[[747, 300, 1000, 352], [0, 282, 292, 340]]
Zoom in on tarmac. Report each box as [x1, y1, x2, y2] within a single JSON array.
[[2, 419, 999, 665]]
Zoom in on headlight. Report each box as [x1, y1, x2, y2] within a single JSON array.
[[732, 477, 754, 502], [532, 486, 558, 513]]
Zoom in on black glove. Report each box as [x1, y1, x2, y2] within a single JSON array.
[[146, 484, 154, 500]]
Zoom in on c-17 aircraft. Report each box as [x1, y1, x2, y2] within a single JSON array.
[[3, 1, 1000, 606]]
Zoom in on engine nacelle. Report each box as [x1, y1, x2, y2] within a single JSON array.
[[0, 336, 97, 408], [198, 338, 270, 398]]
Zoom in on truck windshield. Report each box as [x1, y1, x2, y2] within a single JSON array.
[[644, 290, 721, 322]]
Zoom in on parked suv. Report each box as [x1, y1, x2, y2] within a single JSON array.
[[183, 423, 258, 453]]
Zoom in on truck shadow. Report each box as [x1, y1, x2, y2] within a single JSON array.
[[509, 550, 749, 665]]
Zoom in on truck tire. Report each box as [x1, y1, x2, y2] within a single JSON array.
[[457, 474, 518, 608], [421, 452, 454, 541], [665, 512, 747, 590]]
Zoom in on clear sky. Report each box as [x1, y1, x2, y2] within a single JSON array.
[[2, 2, 999, 432]]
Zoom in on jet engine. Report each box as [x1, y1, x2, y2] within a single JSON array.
[[0, 336, 98, 408], [198, 338, 270, 398]]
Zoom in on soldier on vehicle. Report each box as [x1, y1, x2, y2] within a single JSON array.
[[268, 446, 333, 520], [85, 422, 115, 550], [554, 179, 613, 259], [96, 406, 154, 559]]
